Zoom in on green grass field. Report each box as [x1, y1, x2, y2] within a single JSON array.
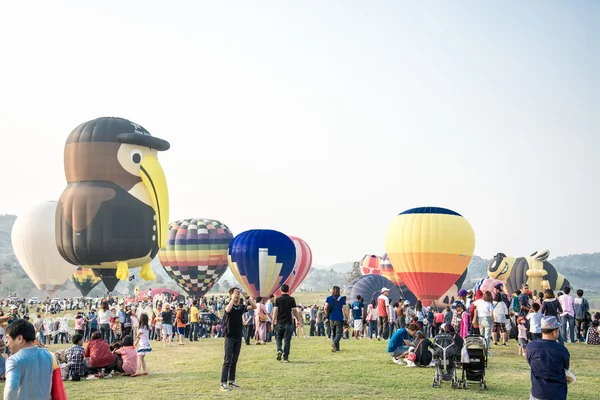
[[2, 334, 599, 399], [1, 292, 599, 399]]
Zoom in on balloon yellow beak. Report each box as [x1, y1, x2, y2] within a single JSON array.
[[140, 154, 169, 249]]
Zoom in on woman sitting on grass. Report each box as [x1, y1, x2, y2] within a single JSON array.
[[114, 336, 137, 376], [84, 332, 117, 379]]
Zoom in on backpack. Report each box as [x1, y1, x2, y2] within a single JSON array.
[[180, 309, 189, 324], [511, 296, 520, 313]]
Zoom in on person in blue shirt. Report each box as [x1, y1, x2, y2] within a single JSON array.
[[387, 323, 419, 363], [351, 296, 365, 340], [325, 286, 348, 352], [527, 316, 571, 400], [4, 319, 54, 400]]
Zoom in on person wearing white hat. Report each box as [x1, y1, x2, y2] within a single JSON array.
[[377, 288, 391, 340], [526, 316, 571, 400]]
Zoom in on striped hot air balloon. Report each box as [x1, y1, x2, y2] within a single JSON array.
[[228, 230, 296, 298], [385, 206, 475, 306], [380, 253, 403, 286], [71, 267, 102, 297], [360, 254, 382, 276], [275, 236, 312, 295], [158, 218, 233, 298]]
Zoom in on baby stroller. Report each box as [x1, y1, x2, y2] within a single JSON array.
[[432, 333, 460, 388], [461, 335, 488, 390]]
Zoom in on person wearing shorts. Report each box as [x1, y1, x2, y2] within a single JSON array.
[[351, 296, 365, 340], [492, 322, 506, 344], [175, 303, 186, 346], [160, 303, 174, 347]]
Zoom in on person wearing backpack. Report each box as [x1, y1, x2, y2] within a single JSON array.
[[573, 289, 590, 343], [175, 303, 188, 346]]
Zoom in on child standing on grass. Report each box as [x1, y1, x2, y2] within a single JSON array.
[[133, 314, 152, 377], [527, 303, 543, 341], [518, 317, 528, 356], [112, 318, 122, 343]]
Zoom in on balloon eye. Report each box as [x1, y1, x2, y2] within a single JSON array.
[[131, 150, 142, 164]]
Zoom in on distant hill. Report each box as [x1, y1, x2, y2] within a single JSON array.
[[1, 214, 598, 305]]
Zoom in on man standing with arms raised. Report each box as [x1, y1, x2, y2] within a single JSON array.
[[273, 284, 301, 363], [220, 288, 257, 392]]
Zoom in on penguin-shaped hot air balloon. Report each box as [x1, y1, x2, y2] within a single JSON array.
[[55, 117, 170, 282]]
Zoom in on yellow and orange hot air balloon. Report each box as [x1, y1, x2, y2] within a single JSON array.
[[385, 207, 475, 306]]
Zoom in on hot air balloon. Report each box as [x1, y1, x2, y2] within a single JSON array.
[[345, 275, 416, 305], [71, 267, 102, 297], [380, 253, 403, 286], [228, 229, 296, 298], [93, 270, 121, 292], [275, 236, 312, 296], [158, 218, 234, 298], [474, 277, 508, 295], [430, 269, 468, 309], [385, 206, 475, 306], [360, 254, 382, 276], [11, 201, 77, 293], [55, 117, 170, 283]]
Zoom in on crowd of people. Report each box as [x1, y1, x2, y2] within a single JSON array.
[[0, 282, 598, 399]]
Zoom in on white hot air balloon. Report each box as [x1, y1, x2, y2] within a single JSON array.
[[11, 201, 77, 292]]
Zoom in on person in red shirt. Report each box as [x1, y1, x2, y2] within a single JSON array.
[[83, 332, 117, 379], [377, 288, 391, 340]]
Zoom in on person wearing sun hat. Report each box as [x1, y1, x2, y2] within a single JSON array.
[[526, 316, 571, 400]]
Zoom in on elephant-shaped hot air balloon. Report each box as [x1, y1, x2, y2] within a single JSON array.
[[275, 236, 312, 295], [158, 218, 234, 298], [385, 206, 475, 306], [487, 250, 570, 297], [360, 254, 382, 276], [55, 117, 170, 282], [11, 201, 77, 293], [71, 267, 102, 297], [228, 229, 296, 298], [430, 269, 468, 310]]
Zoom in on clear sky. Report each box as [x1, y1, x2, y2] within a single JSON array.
[[0, 1, 597, 265]]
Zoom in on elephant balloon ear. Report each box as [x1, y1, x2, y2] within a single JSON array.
[[530, 250, 550, 261]]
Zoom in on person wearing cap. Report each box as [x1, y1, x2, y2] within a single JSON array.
[[451, 301, 469, 338], [527, 316, 571, 400], [377, 288, 391, 340]]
